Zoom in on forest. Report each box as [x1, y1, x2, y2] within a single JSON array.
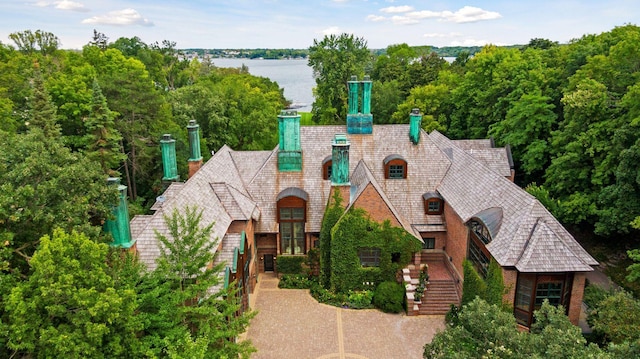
[[1, 24, 640, 357]]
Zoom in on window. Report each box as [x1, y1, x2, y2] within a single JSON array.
[[279, 207, 304, 220], [422, 237, 435, 249], [535, 282, 563, 307], [468, 238, 490, 277], [469, 220, 492, 244], [423, 192, 444, 215], [514, 273, 570, 327], [358, 248, 381, 267], [388, 165, 405, 179], [383, 154, 408, 179], [280, 222, 305, 255], [277, 189, 308, 255], [322, 156, 332, 180]]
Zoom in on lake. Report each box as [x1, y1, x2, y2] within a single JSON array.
[[210, 58, 315, 112]]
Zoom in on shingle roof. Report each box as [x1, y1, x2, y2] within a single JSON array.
[[429, 130, 596, 272], [132, 123, 595, 274], [132, 146, 243, 270]]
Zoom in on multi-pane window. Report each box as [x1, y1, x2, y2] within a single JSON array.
[[468, 238, 490, 277], [535, 282, 563, 307], [427, 200, 441, 214], [383, 155, 408, 179], [514, 273, 568, 327], [388, 165, 405, 179], [422, 237, 435, 249], [279, 207, 304, 220], [358, 248, 381, 267], [281, 222, 305, 254], [470, 220, 492, 244], [280, 207, 305, 254]]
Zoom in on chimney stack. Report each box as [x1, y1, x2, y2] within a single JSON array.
[[346, 76, 373, 134], [409, 108, 422, 145], [105, 177, 135, 249], [277, 110, 302, 172], [187, 120, 203, 178], [331, 133, 350, 185], [160, 134, 179, 181]]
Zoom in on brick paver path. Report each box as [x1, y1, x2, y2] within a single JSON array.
[[244, 273, 445, 359]]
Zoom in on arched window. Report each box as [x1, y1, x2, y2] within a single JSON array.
[[423, 191, 444, 215], [277, 188, 308, 255], [383, 154, 407, 179], [322, 155, 332, 180]]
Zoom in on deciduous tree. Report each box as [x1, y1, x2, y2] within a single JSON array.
[[308, 33, 370, 124]]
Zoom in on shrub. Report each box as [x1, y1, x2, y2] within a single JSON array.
[[445, 304, 460, 326], [346, 290, 374, 309], [278, 274, 313, 289], [373, 281, 405, 313], [461, 260, 486, 306], [310, 282, 346, 307], [484, 259, 505, 306], [277, 255, 305, 274]]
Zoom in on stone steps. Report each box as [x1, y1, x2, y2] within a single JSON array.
[[419, 280, 459, 315]]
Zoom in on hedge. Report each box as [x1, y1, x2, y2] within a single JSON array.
[[277, 255, 305, 274]]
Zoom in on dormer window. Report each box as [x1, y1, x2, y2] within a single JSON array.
[[383, 154, 407, 179], [469, 220, 492, 244], [423, 192, 444, 215], [322, 155, 332, 180]]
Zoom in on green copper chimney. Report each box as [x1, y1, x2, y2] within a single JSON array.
[[277, 110, 302, 172], [347, 76, 373, 134], [348, 75, 359, 115], [331, 133, 350, 185], [160, 134, 179, 181], [187, 120, 202, 162], [409, 108, 422, 145], [105, 177, 134, 248], [362, 75, 372, 114]]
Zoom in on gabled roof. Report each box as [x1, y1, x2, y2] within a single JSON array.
[[429, 130, 596, 272], [132, 145, 244, 270], [348, 160, 420, 239], [132, 123, 596, 274]]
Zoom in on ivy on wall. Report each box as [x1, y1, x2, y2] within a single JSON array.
[[319, 189, 344, 288], [330, 208, 422, 294]]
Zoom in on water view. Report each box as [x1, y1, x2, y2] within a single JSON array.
[[211, 58, 315, 112]]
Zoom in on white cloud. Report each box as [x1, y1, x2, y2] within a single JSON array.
[[391, 15, 419, 25], [366, 14, 386, 22], [381, 6, 501, 25], [380, 6, 414, 13], [33, 0, 89, 12], [320, 26, 342, 36], [82, 8, 154, 26], [443, 6, 502, 23]]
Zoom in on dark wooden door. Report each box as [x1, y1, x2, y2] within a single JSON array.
[[264, 254, 274, 272]]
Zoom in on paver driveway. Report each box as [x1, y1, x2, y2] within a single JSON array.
[[243, 273, 445, 359]]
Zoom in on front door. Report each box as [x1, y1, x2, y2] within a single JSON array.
[[264, 254, 274, 272]]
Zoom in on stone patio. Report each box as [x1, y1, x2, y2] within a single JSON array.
[[243, 273, 445, 359]]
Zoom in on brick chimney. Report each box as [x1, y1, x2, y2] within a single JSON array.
[[187, 120, 203, 178]]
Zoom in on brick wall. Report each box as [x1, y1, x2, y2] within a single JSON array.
[[443, 202, 468, 278], [503, 268, 518, 308], [352, 183, 401, 227], [568, 272, 586, 326]]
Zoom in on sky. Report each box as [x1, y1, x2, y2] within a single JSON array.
[[0, 0, 638, 50]]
